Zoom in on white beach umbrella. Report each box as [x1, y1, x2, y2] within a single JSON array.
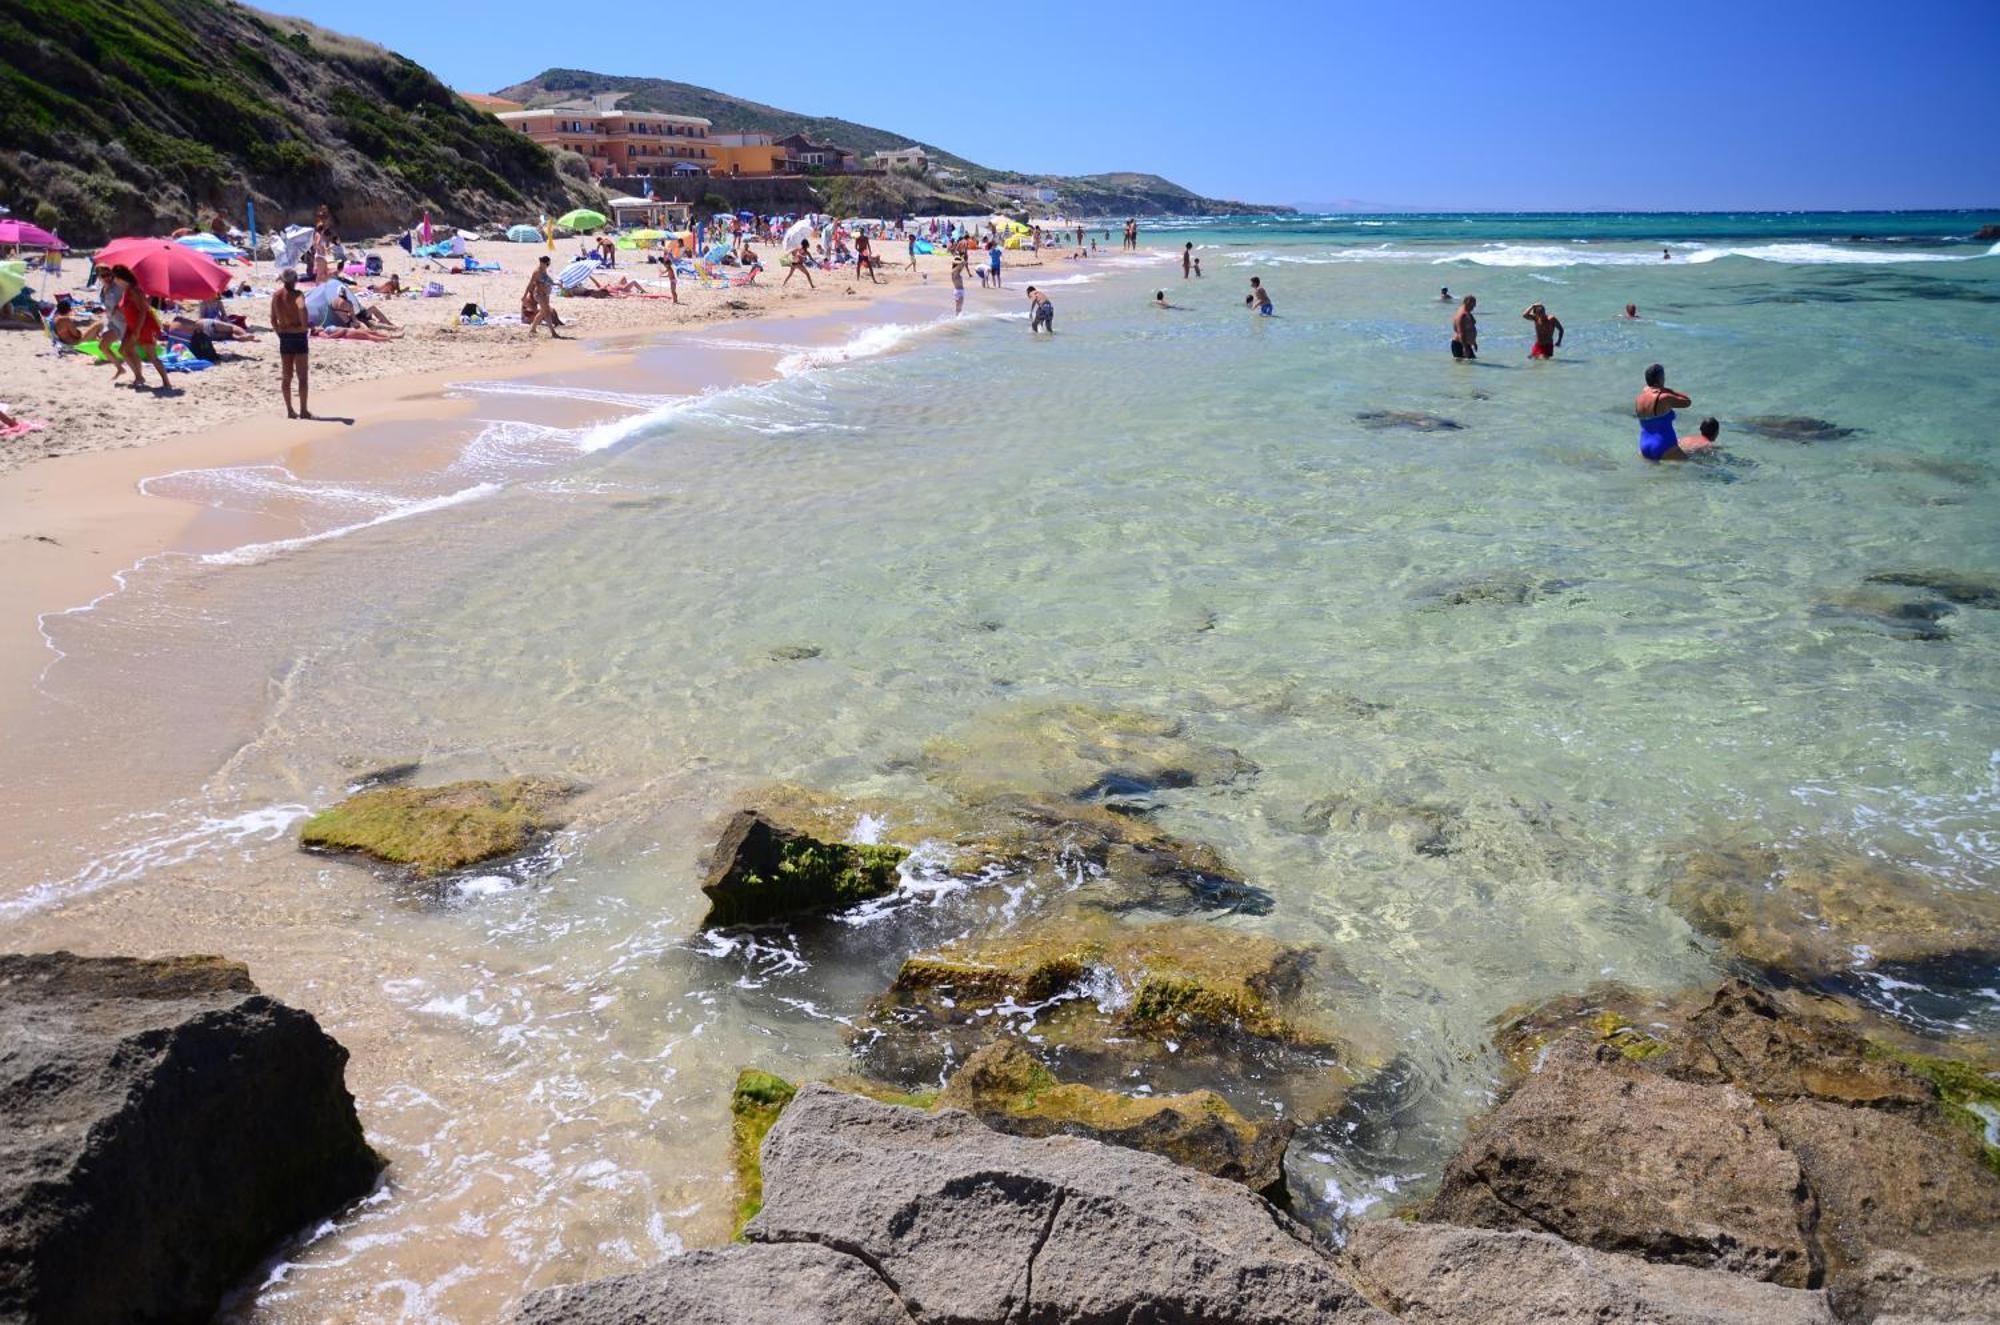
[[781, 217, 815, 251], [555, 258, 600, 291]]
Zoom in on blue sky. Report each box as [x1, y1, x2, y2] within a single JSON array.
[[285, 0, 2000, 210]]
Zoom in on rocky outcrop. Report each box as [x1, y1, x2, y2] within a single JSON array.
[[1434, 980, 2000, 1310], [299, 776, 574, 878], [1813, 586, 1956, 640], [0, 952, 382, 1324], [1665, 843, 2000, 982], [746, 1086, 1388, 1323], [1423, 1037, 1822, 1286], [933, 1039, 1293, 1192], [699, 810, 908, 928], [1864, 568, 2000, 609], [1342, 1219, 1837, 1324]]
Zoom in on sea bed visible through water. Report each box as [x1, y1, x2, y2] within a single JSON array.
[[3, 214, 1998, 1323]]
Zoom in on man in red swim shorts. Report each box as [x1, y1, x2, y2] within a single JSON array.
[[1522, 302, 1564, 359]]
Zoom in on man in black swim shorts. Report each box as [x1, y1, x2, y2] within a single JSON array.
[[271, 268, 311, 419]]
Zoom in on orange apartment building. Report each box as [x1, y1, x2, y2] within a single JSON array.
[[495, 103, 718, 180]]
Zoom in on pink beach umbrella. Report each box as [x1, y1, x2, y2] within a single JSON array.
[[0, 219, 66, 250]]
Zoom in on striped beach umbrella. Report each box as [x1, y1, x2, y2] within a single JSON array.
[[554, 258, 600, 291]]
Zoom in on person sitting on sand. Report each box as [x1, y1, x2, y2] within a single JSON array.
[[1522, 302, 1564, 359], [1026, 285, 1054, 334], [1450, 295, 1478, 360], [1635, 363, 1710, 462], [331, 290, 400, 335], [50, 298, 85, 345], [370, 273, 404, 296], [1245, 277, 1273, 315]]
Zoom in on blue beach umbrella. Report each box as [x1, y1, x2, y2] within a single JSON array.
[[554, 258, 600, 291], [506, 224, 541, 243], [177, 232, 242, 260]]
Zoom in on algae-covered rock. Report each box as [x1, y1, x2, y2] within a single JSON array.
[[700, 810, 907, 928], [1493, 982, 1679, 1076], [936, 1040, 1293, 1191], [851, 910, 1357, 1116], [919, 701, 1256, 807], [1737, 415, 1859, 442], [1409, 571, 1577, 609], [1812, 585, 1955, 640], [1354, 409, 1463, 432], [299, 776, 572, 876], [1665, 842, 2000, 981], [728, 1069, 796, 1235]]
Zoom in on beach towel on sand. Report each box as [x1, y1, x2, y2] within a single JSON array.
[[0, 418, 49, 439]]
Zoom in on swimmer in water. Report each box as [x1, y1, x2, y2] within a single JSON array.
[[1153, 290, 1181, 310], [1522, 302, 1564, 359], [1623, 303, 1639, 319], [1634, 363, 1711, 461], [1439, 286, 1453, 302], [1450, 295, 1478, 360], [1662, 248, 1671, 261], [1245, 277, 1273, 315]]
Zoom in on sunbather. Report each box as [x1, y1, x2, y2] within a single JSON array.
[[370, 273, 404, 296], [313, 323, 397, 343], [50, 299, 86, 345], [169, 314, 257, 341]]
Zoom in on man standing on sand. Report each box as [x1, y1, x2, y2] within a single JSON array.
[[855, 229, 879, 283], [1521, 302, 1564, 359], [526, 256, 562, 338], [1450, 295, 1478, 360], [271, 269, 311, 419], [1183, 242, 1193, 279]]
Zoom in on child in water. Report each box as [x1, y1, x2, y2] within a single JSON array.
[[1027, 286, 1054, 333]]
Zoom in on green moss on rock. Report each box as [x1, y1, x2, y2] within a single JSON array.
[[729, 1069, 798, 1235], [299, 777, 571, 876], [1867, 1042, 2000, 1175], [700, 811, 908, 928]]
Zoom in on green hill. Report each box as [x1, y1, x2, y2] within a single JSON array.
[[496, 69, 1287, 217], [0, 0, 600, 245]]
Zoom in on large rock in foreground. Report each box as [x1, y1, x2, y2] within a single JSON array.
[[0, 952, 382, 1324], [516, 1242, 915, 1325], [1342, 1219, 1837, 1325]]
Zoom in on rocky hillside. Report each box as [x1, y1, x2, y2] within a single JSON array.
[[0, 0, 601, 245], [498, 68, 1288, 217]]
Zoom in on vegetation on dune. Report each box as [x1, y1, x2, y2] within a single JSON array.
[[1, 0, 599, 243]]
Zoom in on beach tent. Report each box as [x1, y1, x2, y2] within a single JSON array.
[[303, 277, 350, 327], [506, 224, 541, 243]]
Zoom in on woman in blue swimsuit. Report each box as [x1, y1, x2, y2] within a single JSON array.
[[1635, 363, 1706, 462]]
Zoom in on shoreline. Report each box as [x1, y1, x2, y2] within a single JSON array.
[[0, 246, 1082, 725]]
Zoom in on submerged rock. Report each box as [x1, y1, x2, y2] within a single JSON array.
[[1865, 567, 2000, 608], [299, 776, 573, 877], [1409, 570, 1578, 608], [1665, 842, 2000, 982], [1342, 1219, 1837, 1325], [850, 910, 1356, 1114], [0, 952, 382, 1325], [1354, 409, 1463, 432], [699, 810, 908, 928], [747, 1086, 1390, 1323], [1813, 585, 1955, 639], [1737, 415, 1860, 442], [918, 701, 1256, 807], [934, 1040, 1293, 1192]]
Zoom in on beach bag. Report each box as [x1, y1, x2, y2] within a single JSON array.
[[187, 329, 218, 363], [460, 302, 481, 319], [365, 254, 383, 276], [423, 281, 445, 298]]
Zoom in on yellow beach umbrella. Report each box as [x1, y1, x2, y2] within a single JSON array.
[[624, 228, 668, 241]]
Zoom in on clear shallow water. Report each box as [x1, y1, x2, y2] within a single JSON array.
[[9, 215, 2000, 1321]]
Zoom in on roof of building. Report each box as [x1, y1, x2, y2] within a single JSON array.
[[458, 92, 524, 113]]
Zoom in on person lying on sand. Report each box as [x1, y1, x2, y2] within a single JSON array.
[[370, 273, 404, 296], [313, 323, 398, 343], [169, 314, 257, 341]]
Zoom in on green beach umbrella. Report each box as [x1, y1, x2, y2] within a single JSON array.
[[556, 209, 607, 232], [0, 260, 26, 305]]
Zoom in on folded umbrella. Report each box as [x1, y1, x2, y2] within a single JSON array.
[[94, 237, 230, 300]]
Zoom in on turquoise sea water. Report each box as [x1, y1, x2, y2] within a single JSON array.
[[11, 212, 2000, 1320]]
